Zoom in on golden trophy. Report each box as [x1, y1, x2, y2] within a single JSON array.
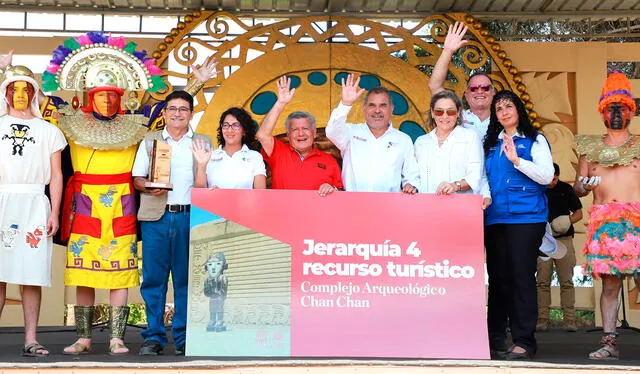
[[145, 139, 173, 190]]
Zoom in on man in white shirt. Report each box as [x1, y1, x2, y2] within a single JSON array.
[[132, 90, 211, 356], [428, 22, 494, 141], [326, 74, 419, 193]]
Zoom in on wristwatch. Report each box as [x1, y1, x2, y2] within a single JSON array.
[[455, 181, 462, 192]]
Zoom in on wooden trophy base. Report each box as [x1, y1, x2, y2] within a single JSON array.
[[145, 181, 174, 191]]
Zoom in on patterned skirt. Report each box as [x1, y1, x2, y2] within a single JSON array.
[[584, 202, 640, 278]]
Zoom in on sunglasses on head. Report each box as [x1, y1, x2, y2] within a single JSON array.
[[433, 109, 458, 117], [468, 84, 493, 93]]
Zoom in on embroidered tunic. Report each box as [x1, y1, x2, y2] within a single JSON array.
[[63, 141, 141, 289], [0, 115, 67, 287]]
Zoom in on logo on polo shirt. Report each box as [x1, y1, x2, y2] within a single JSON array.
[[353, 135, 367, 142], [317, 162, 326, 170], [387, 141, 397, 149], [517, 144, 526, 149], [211, 156, 223, 162]]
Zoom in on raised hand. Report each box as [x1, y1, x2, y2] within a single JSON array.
[[340, 73, 366, 106], [0, 50, 13, 70], [501, 135, 520, 166], [190, 138, 212, 166], [276, 75, 296, 104], [193, 56, 218, 83], [443, 22, 468, 54]]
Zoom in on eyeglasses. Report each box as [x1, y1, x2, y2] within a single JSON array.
[[221, 123, 242, 130], [166, 106, 191, 114], [468, 84, 493, 93], [432, 109, 458, 117]]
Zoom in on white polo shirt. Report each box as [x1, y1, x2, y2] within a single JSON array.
[[414, 125, 483, 194], [206, 145, 266, 189], [132, 128, 194, 205], [326, 102, 420, 192], [462, 109, 490, 141]]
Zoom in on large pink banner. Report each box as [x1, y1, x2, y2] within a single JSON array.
[[190, 189, 489, 359]]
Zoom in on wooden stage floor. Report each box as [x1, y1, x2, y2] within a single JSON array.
[[0, 325, 639, 373]]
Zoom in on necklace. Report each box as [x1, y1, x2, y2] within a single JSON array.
[[603, 133, 633, 147], [575, 133, 640, 167], [435, 129, 450, 146]]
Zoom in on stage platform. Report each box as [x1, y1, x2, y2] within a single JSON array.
[[0, 326, 639, 373]]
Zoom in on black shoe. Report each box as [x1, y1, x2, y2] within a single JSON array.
[[489, 340, 509, 359], [175, 345, 185, 356], [139, 340, 163, 356], [504, 346, 533, 360]]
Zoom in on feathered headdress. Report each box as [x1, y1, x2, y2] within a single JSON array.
[[42, 32, 166, 93]]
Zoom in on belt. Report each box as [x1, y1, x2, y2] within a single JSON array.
[[0, 184, 45, 194], [166, 204, 190, 213]]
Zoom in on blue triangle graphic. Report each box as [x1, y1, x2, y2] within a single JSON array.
[[190, 206, 223, 229]]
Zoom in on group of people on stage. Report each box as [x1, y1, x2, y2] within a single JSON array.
[[0, 22, 639, 362], [434, 23, 640, 361]]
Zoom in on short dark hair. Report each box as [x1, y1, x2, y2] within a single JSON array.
[[553, 163, 560, 176], [165, 90, 194, 110], [364, 86, 393, 105]]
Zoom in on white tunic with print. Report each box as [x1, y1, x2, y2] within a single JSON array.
[[0, 115, 67, 286]]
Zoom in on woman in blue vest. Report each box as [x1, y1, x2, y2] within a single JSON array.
[[483, 90, 554, 360]]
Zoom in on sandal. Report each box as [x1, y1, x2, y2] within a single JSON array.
[[589, 333, 619, 360], [109, 340, 129, 355], [22, 343, 49, 357], [63, 341, 91, 355]]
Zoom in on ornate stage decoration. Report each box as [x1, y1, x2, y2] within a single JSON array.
[[149, 11, 540, 144]]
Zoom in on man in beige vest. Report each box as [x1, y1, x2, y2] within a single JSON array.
[[132, 90, 211, 356]]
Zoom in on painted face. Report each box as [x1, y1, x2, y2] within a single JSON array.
[[287, 117, 316, 154], [93, 90, 121, 117], [163, 98, 193, 131], [494, 98, 519, 131], [221, 114, 245, 146], [6, 81, 35, 111], [363, 92, 393, 132], [464, 75, 494, 113], [431, 97, 459, 133], [207, 260, 224, 278], [602, 102, 632, 130]]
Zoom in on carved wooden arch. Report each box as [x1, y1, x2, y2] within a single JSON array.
[[149, 11, 539, 141]]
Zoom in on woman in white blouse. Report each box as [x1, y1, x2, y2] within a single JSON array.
[[192, 107, 267, 189], [414, 90, 484, 194]]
